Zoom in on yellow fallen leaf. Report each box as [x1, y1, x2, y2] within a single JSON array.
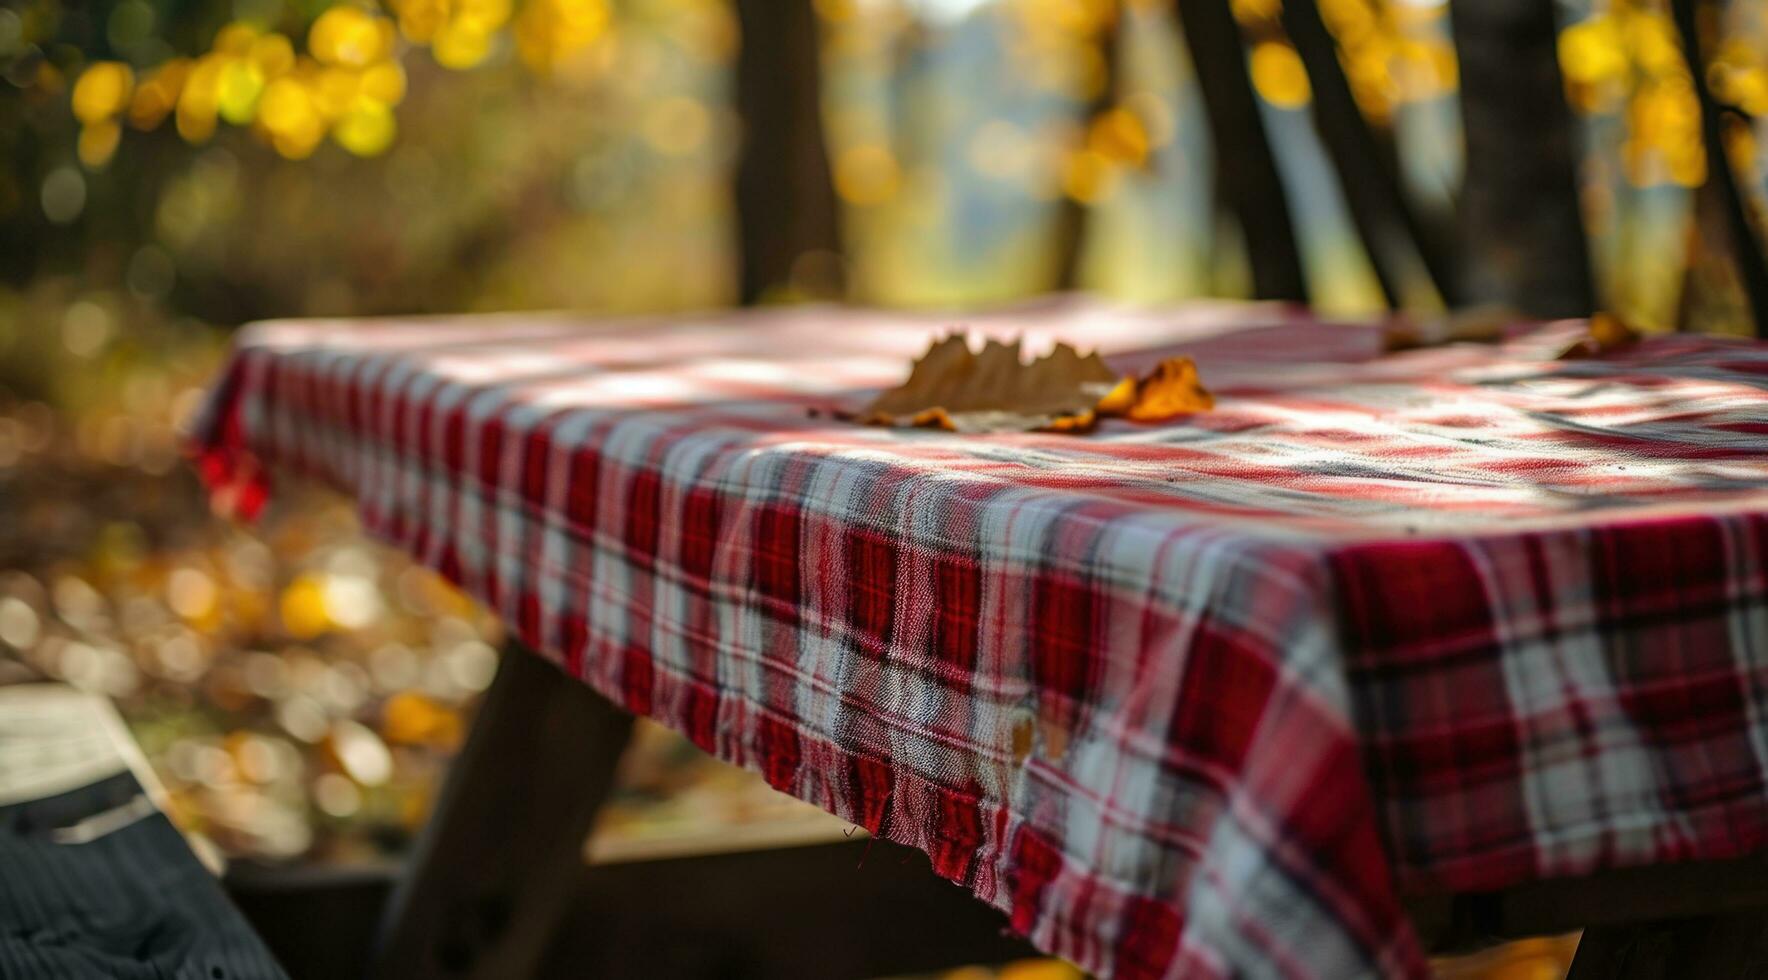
[[849, 334, 1211, 434], [1111, 356, 1214, 421], [1557, 311, 1640, 359]]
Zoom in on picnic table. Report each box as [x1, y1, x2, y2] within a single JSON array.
[[188, 300, 1768, 979]]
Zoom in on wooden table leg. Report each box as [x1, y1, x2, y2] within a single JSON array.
[[370, 642, 634, 980]]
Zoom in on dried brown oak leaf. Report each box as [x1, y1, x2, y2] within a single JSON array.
[[849, 334, 1212, 434], [1381, 304, 1517, 352]]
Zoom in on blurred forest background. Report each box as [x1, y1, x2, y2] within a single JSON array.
[[0, 0, 1766, 877]]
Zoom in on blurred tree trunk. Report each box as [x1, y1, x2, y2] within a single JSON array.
[[733, 0, 843, 305], [1282, 0, 1457, 308], [1175, 0, 1309, 303], [1449, 0, 1594, 318], [889, 17, 934, 187], [1671, 0, 1768, 337], [1677, 176, 1749, 334], [1050, 5, 1122, 291]]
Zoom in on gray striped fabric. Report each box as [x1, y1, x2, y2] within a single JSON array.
[[0, 771, 286, 979]]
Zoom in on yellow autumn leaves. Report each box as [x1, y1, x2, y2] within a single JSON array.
[[71, 0, 612, 168], [1558, 1, 1766, 189], [1061, 104, 1155, 203], [389, 0, 512, 69], [1229, 0, 1459, 124], [386, 0, 609, 73], [72, 11, 407, 166], [513, 0, 613, 75], [1249, 41, 1310, 109], [71, 61, 134, 168]]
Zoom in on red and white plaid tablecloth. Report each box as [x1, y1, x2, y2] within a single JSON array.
[[189, 301, 1768, 979]]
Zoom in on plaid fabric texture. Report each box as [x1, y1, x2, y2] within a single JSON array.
[[188, 301, 1768, 979]]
